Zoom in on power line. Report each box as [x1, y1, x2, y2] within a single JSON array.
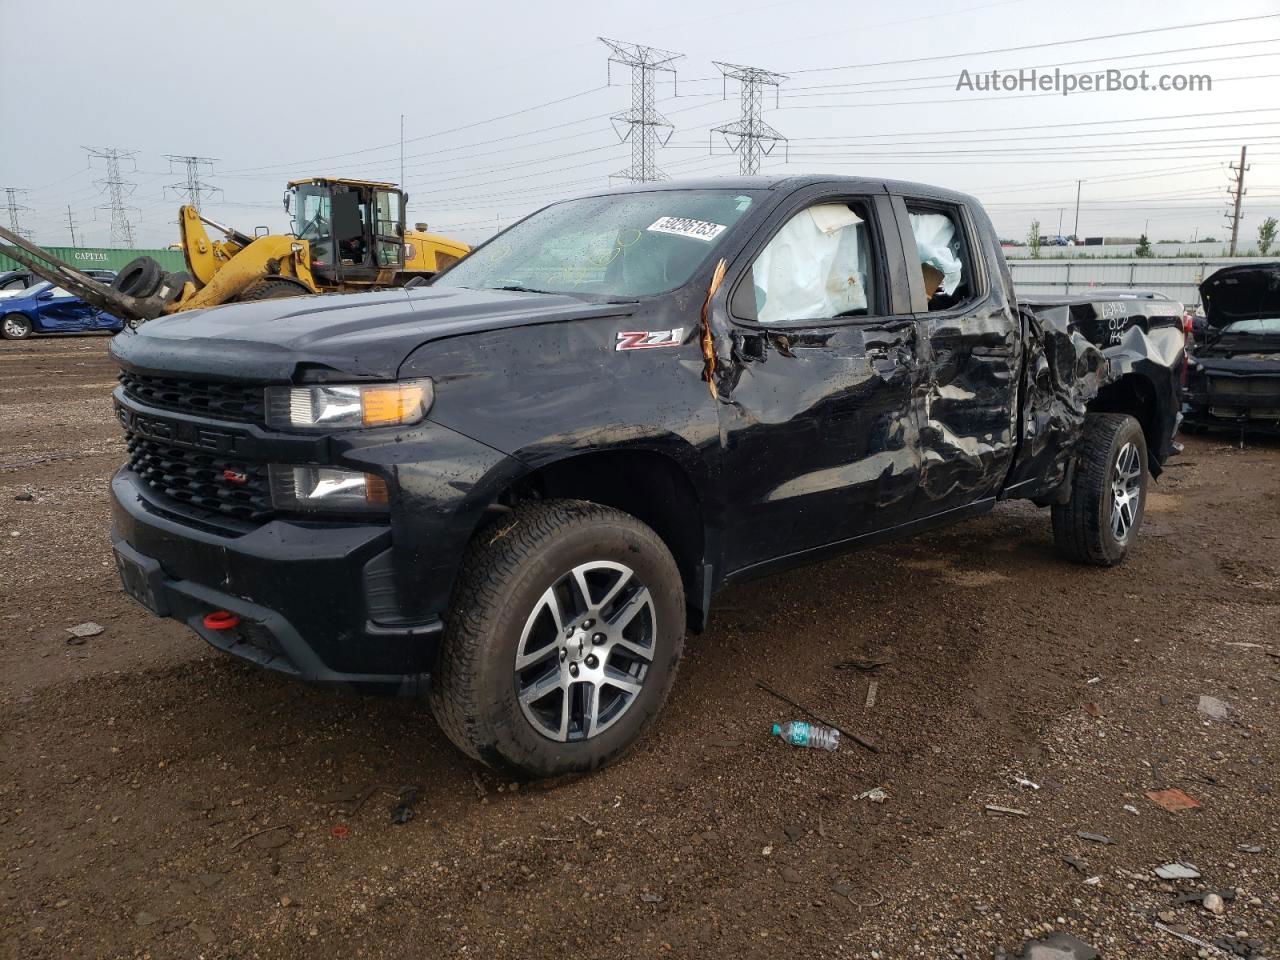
[[711, 62, 787, 175], [781, 11, 1280, 74], [1226, 145, 1250, 255], [600, 37, 683, 182], [163, 155, 222, 211], [84, 146, 139, 248]]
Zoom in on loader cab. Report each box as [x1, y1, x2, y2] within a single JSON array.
[[285, 178, 405, 287]]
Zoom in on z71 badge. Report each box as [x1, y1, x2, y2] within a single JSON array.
[[615, 328, 685, 351]]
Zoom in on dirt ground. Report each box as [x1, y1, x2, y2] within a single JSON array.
[[1, 335, 1277, 960]]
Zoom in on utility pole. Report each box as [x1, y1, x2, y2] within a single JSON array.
[[711, 61, 788, 176], [1225, 145, 1249, 256], [84, 146, 139, 248], [163, 154, 221, 212], [400, 114, 405, 187], [2, 187, 32, 240], [66, 205, 78, 246], [600, 37, 683, 182], [1057, 208, 1064, 238], [1073, 179, 1083, 241]]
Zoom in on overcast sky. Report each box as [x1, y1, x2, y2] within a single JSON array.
[[1, 0, 1277, 249]]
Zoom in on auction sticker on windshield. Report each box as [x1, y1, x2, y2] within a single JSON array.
[[647, 217, 727, 242]]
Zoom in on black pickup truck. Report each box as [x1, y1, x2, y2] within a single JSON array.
[[108, 176, 1185, 778]]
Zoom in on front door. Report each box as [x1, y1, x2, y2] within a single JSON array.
[[715, 190, 926, 575], [36, 287, 95, 331]]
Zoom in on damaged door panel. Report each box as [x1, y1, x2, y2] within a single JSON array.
[[892, 195, 1022, 517]]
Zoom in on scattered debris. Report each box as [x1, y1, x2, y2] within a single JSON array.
[[855, 787, 888, 804], [1237, 843, 1263, 854], [1062, 856, 1088, 873], [1015, 932, 1099, 959], [65, 622, 104, 642], [1198, 695, 1231, 721], [755, 680, 878, 753], [390, 786, 420, 825], [984, 805, 1029, 818], [1154, 861, 1201, 880], [1013, 777, 1041, 791], [864, 680, 879, 709], [1075, 831, 1114, 845], [1082, 876, 1102, 885], [1203, 892, 1226, 915], [230, 824, 291, 851], [1083, 702, 1104, 719], [1086, 676, 1101, 685], [1155, 922, 1232, 956], [834, 655, 894, 672], [1123, 804, 1139, 815], [1147, 788, 1201, 812], [640, 892, 663, 904], [330, 824, 350, 839], [14, 492, 33, 502]]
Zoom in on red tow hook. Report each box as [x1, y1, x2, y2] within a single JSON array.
[[203, 610, 241, 631]]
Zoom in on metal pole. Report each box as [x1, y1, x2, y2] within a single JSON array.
[[1073, 180, 1083, 240], [1228, 145, 1247, 256], [66, 205, 77, 246], [399, 114, 405, 188]]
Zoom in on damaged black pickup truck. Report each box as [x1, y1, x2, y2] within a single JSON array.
[[108, 176, 1186, 778]]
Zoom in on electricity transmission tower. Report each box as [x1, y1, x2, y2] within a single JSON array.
[[711, 62, 787, 176], [600, 37, 683, 182], [84, 146, 139, 248], [2, 187, 33, 240], [164, 154, 222, 211], [1224, 145, 1249, 256]]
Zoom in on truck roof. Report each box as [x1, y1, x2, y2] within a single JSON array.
[[580, 174, 981, 207]]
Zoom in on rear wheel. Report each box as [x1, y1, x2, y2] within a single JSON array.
[[237, 278, 313, 301], [1052, 413, 1148, 566], [1, 314, 32, 340], [429, 500, 685, 778]]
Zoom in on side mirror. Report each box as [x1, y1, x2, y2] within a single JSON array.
[[282, 191, 292, 214], [37, 291, 55, 301]]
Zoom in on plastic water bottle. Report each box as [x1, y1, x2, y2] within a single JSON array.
[[772, 721, 839, 751]]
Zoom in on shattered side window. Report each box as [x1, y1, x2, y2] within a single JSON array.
[[750, 202, 874, 324], [906, 206, 972, 311]]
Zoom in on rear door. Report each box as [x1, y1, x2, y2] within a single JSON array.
[[716, 186, 926, 574], [889, 194, 1021, 519]]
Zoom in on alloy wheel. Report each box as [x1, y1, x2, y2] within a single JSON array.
[[514, 560, 656, 742], [1110, 441, 1143, 542]]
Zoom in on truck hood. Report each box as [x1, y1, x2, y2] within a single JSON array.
[[109, 286, 633, 382], [1199, 262, 1280, 327]]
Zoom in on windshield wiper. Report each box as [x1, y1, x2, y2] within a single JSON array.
[[492, 284, 550, 294]]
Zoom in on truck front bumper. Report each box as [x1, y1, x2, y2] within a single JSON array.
[[109, 468, 443, 693]]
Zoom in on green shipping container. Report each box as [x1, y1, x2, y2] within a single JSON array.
[[0, 246, 187, 275]]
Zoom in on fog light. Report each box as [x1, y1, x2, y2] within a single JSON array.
[[268, 465, 389, 513]]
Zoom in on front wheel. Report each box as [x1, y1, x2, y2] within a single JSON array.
[[1052, 413, 1148, 566], [1, 314, 32, 340], [429, 500, 685, 779]]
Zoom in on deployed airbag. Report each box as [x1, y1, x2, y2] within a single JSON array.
[[908, 213, 963, 297], [753, 204, 868, 323]]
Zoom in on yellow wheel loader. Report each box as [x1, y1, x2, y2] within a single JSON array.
[[0, 178, 470, 325]]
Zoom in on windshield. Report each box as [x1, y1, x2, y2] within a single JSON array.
[[1224, 317, 1280, 335], [291, 185, 336, 267], [434, 189, 762, 297]]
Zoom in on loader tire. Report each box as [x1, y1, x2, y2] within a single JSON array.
[[237, 278, 312, 301], [1051, 413, 1148, 567], [113, 257, 163, 298]]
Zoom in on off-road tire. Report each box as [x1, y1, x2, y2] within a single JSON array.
[[113, 257, 163, 298], [1052, 413, 1148, 566], [429, 499, 686, 779], [237, 278, 312, 301], [1, 313, 32, 340]]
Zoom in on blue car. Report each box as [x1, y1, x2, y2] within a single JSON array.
[[0, 281, 125, 340]]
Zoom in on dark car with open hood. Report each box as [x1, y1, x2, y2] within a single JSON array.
[[1184, 262, 1280, 436], [107, 175, 1187, 778]]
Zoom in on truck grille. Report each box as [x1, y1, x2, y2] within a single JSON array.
[[118, 371, 265, 423], [126, 433, 273, 522]]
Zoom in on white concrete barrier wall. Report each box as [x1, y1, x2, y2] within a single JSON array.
[[1008, 258, 1266, 309]]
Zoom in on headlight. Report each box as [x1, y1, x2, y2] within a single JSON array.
[[268, 465, 389, 513], [265, 379, 433, 430]]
